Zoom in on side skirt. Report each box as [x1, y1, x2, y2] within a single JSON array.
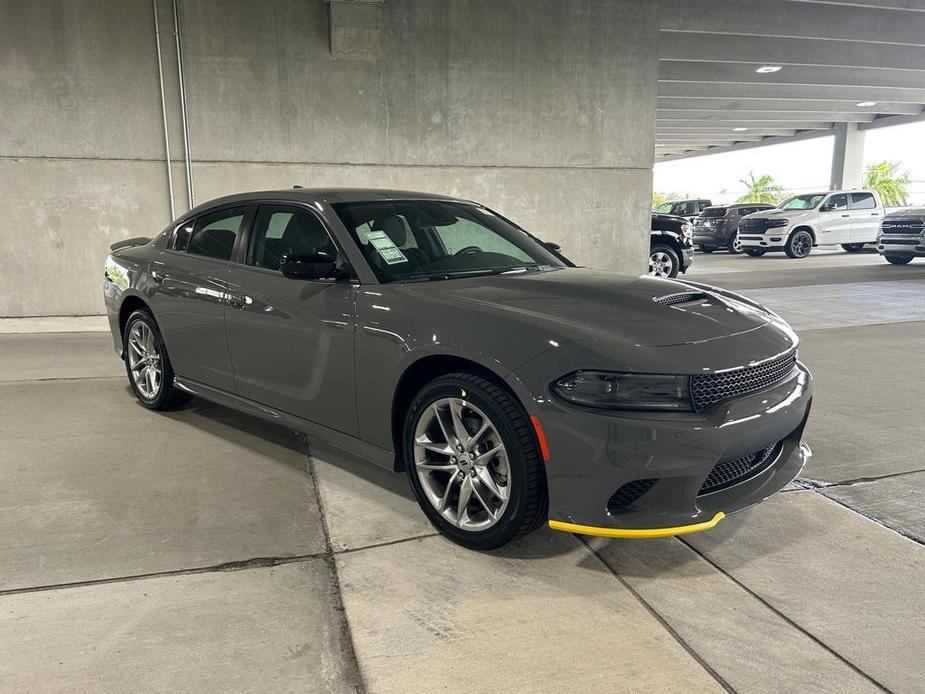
[[173, 376, 395, 470]]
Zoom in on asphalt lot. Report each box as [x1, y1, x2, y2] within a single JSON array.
[[1, 248, 923, 693]]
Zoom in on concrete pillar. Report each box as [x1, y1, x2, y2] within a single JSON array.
[[830, 122, 866, 190]]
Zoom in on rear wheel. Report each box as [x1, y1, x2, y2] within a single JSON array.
[[785, 230, 813, 259], [700, 245, 716, 254], [404, 373, 547, 550], [885, 254, 913, 265], [649, 244, 680, 278], [727, 236, 743, 254], [842, 243, 866, 253], [744, 248, 766, 257], [123, 309, 191, 410]]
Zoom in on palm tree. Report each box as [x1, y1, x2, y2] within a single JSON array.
[[737, 172, 784, 204], [863, 161, 910, 207]]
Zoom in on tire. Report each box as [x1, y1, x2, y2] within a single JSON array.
[[785, 230, 813, 259], [727, 236, 743, 254], [700, 245, 716, 254], [403, 373, 548, 550], [885, 254, 913, 265], [123, 309, 192, 411], [842, 243, 866, 253], [649, 244, 680, 278], [744, 248, 766, 257]]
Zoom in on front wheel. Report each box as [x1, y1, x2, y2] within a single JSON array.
[[123, 309, 191, 410], [404, 373, 548, 550], [785, 230, 813, 259], [700, 245, 716, 254], [649, 244, 680, 278], [885, 254, 913, 265], [842, 243, 866, 253], [744, 248, 766, 257]]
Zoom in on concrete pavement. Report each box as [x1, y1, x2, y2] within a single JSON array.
[[1, 248, 923, 692]]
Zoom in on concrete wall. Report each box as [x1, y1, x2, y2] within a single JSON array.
[[1, 0, 658, 316]]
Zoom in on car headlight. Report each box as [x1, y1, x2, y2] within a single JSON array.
[[552, 371, 692, 411], [767, 219, 789, 228], [681, 223, 693, 239]]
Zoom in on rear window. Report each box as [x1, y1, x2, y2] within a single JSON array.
[[700, 207, 728, 218]]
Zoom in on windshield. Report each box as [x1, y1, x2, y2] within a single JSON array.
[[332, 200, 567, 283], [700, 207, 728, 218], [653, 202, 674, 214], [779, 194, 826, 210]]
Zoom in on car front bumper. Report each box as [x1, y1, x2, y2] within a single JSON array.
[[739, 233, 789, 250], [878, 235, 925, 257], [533, 362, 813, 537]]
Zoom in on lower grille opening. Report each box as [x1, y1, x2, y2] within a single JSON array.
[[698, 443, 782, 495], [607, 479, 657, 514]]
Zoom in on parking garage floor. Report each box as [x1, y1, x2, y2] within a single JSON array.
[[2, 250, 923, 693]]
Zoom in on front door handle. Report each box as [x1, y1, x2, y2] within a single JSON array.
[[840, 214, 850, 218]]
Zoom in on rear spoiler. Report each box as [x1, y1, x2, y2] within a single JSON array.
[[110, 236, 151, 252]]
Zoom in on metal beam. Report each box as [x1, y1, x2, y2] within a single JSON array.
[[658, 81, 925, 103], [660, 0, 925, 45], [655, 119, 834, 130], [658, 110, 875, 121], [859, 111, 925, 130], [656, 128, 834, 161], [659, 61, 925, 91], [657, 98, 923, 115], [661, 32, 925, 72]]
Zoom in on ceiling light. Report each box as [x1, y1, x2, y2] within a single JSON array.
[[733, 127, 749, 132], [755, 65, 782, 74], [655, 143, 665, 147], [856, 101, 878, 107]]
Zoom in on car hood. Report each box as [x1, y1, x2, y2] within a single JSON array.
[[747, 208, 810, 221], [402, 268, 773, 348]]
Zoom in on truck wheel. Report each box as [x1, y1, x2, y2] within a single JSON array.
[[700, 245, 716, 254], [842, 243, 865, 253], [649, 245, 680, 278], [785, 230, 813, 259], [884, 254, 913, 265], [744, 248, 766, 257]]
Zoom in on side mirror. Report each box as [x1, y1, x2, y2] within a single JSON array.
[[544, 241, 562, 252], [280, 251, 339, 280], [820, 202, 835, 212]]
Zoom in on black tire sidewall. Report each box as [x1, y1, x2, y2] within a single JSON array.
[[885, 254, 913, 265], [123, 309, 177, 410], [745, 248, 766, 257], [403, 375, 543, 550]]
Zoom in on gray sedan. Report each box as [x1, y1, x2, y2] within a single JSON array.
[[103, 188, 813, 549]]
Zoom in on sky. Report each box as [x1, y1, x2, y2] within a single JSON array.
[[653, 120, 925, 207]]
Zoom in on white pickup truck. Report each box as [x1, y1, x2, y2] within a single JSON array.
[[737, 190, 884, 258]]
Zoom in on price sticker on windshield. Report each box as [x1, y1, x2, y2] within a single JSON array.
[[366, 230, 409, 265]]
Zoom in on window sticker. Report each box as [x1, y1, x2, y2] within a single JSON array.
[[366, 230, 408, 265]]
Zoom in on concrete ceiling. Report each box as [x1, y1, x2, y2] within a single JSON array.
[[656, 0, 925, 160]]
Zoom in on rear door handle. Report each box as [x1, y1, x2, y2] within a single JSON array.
[[841, 214, 850, 218]]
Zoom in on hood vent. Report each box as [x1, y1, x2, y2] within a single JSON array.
[[653, 291, 711, 307]]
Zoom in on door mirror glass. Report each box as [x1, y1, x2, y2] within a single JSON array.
[[820, 201, 835, 212], [280, 251, 339, 280]]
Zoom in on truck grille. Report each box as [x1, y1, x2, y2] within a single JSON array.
[[698, 443, 781, 495], [881, 217, 924, 236], [738, 218, 770, 234], [690, 351, 798, 410]]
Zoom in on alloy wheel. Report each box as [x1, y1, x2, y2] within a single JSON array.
[[649, 251, 674, 277], [792, 232, 811, 258], [127, 321, 162, 400], [412, 397, 511, 531]]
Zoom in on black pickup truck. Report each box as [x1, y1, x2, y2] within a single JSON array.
[[649, 213, 695, 278]]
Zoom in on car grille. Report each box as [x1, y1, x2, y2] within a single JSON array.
[[739, 218, 787, 234], [881, 217, 925, 236], [881, 238, 920, 246], [698, 443, 781, 495], [607, 479, 657, 513], [690, 351, 798, 410]]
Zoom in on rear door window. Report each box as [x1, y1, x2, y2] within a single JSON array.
[[176, 207, 247, 261], [849, 192, 876, 210]]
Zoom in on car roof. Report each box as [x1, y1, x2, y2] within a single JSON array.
[[183, 188, 471, 218]]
